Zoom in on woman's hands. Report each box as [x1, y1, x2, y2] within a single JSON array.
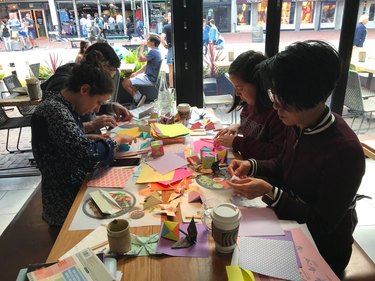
[[227, 177, 272, 200], [84, 115, 117, 132], [111, 103, 133, 122], [228, 159, 251, 177], [214, 124, 239, 138]]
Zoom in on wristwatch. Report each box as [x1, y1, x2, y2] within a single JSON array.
[[262, 187, 275, 205]]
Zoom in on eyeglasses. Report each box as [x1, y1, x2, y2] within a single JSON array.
[[267, 89, 287, 109]]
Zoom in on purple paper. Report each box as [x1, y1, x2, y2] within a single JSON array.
[[256, 231, 302, 268], [156, 223, 209, 257], [238, 207, 284, 237], [146, 153, 188, 175]]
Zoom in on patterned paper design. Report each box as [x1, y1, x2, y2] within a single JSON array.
[[87, 167, 134, 188]]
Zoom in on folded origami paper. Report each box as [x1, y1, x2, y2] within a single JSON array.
[[126, 234, 160, 256], [172, 218, 197, 249], [161, 221, 180, 241], [151, 140, 164, 157], [143, 191, 162, 210]]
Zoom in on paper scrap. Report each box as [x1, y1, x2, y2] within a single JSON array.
[[87, 167, 133, 188], [136, 164, 174, 183]]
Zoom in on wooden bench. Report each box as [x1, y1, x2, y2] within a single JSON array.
[[0, 185, 60, 281]]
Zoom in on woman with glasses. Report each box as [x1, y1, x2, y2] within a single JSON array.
[[31, 56, 136, 227], [214, 50, 286, 160], [228, 41, 365, 278]]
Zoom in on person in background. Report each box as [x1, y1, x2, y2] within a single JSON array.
[[32, 56, 136, 227], [41, 42, 133, 135], [116, 13, 124, 34], [25, 13, 38, 48], [94, 12, 105, 39], [125, 17, 133, 40], [18, 19, 32, 50], [79, 15, 87, 37], [122, 33, 162, 106], [136, 18, 144, 39], [75, 41, 90, 64], [1, 19, 11, 51], [215, 50, 286, 160], [208, 19, 219, 45], [214, 34, 225, 50], [203, 19, 210, 55], [354, 14, 369, 48], [161, 12, 173, 88], [228, 41, 365, 278]]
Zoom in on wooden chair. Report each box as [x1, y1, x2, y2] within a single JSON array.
[[0, 106, 31, 153], [344, 70, 375, 133]]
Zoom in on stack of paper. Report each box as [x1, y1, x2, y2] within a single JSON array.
[[151, 123, 191, 139]]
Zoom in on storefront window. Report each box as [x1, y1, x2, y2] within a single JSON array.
[[301, 1, 314, 24], [237, 3, 250, 26], [320, 1, 336, 28], [257, 0, 267, 26], [281, 2, 296, 25]]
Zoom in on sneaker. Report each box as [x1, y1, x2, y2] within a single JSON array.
[[136, 95, 146, 108]]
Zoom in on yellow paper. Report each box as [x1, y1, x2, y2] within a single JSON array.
[[115, 127, 140, 138], [136, 163, 174, 183], [154, 123, 191, 138], [226, 266, 255, 281]]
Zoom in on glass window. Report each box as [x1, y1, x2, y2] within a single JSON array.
[[320, 2, 336, 27], [281, 2, 295, 25], [257, 0, 267, 26], [301, 1, 314, 24], [237, 3, 251, 26]]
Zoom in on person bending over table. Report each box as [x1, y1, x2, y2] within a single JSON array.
[[214, 50, 286, 160], [41, 42, 132, 134], [227, 41, 365, 278], [122, 33, 163, 105], [31, 59, 136, 227]]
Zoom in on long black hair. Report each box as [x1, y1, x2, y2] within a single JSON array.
[[227, 50, 270, 113]]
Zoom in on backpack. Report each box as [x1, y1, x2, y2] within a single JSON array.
[[2, 25, 10, 38]]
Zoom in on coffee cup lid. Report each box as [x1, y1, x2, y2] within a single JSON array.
[[212, 203, 241, 222]]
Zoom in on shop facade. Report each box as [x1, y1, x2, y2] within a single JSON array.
[[0, 0, 50, 38]]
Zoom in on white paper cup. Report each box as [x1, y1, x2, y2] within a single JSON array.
[[211, 203, 241, 253]]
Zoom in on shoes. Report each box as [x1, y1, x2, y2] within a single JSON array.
[[136, 95, 146, 108]]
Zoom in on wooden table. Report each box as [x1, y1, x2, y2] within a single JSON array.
[[0, 93, 41, 107], [351, 60, 375, 89], [46, 183, 231, 281]]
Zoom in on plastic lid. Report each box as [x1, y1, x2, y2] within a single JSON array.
[[212, 203, 241, 223]]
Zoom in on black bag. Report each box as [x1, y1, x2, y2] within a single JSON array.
[[2, 25, 10, 38]]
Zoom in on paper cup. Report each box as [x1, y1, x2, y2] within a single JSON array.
[[107, 219, 132, 254], [211, 203, 241, 253]]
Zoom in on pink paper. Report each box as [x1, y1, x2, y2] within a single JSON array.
[[238, 207, 285, 237], [146, 153, 188, 175], [193, 139, 214, 154], [156, 223, 209, 257], [158, 168, 192, 185], [86, 167, 133, 188], [290, 228, 339, 281]]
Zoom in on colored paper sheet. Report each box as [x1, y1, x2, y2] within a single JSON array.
[[158, 168, 192, 185], [226, 266, 255, 281], [136, 163, 174, 183], [110, 122, 138, 133], [238, 207, 284, 237], [156, 223, 209, 257], [146, 153, 188, 175], [86, 167, 133, 188], [154, 123, 191, 138], [193, 139, 214, 154], [115, 127, 140, 138], [180, 202, 202, 223], [238, 237, 301, 281], [258, 231, 302, 268], [290, 228, 339, 281]]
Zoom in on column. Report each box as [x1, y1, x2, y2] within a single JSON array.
[[47, 0, 59, 27], [73, 0, 81, 37], [97, 0, 102, 17], [122, 0, 126, 35]]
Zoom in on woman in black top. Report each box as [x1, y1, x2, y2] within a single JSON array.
[[32, 55, 135, 226]]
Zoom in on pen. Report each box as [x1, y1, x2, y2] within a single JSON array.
[[90, 240, 109, 251]]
